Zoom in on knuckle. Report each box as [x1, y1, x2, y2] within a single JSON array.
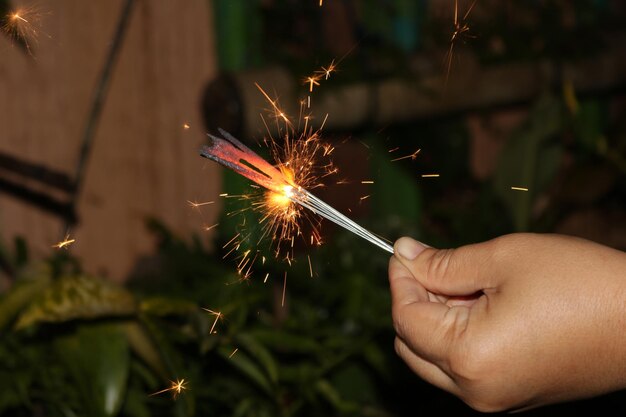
[[425, 248, 455, 284]]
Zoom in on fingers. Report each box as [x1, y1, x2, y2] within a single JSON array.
[[389, 257, 470, 363], [394, 237, 500, 296], [394, 337, 457, 393]]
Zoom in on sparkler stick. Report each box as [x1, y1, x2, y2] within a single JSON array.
[[199, 129, 394, 254]]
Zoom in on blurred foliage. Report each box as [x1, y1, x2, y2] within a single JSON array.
[[0, 218, 416, 417]]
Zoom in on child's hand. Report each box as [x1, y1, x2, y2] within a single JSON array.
[[389, 233, 626, 412]]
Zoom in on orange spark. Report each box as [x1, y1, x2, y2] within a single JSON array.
[[317, 59, 337, 80], [183, 123, 190, 129], [2, 6, 49, 55], [421, 174, 440, 178], [391, 149, 421, 162], [12, 13, 28, 23], [361, 180, 374, 184], [511, 186, 529, 191], [150, 379, 188, 399], [304, 75, 321, 92], [445, 0, 478, 87], [202, 308, 223, 334], [188, 200, 214, 208], [53, 234, 76, 250], [281, 272, 287, 307]]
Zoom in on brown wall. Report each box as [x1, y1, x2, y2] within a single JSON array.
[[0, 0, 222, 281]]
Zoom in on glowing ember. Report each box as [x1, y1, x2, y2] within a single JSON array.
[[150, 378, 188, 399], [2, 6, 49, 55], [53, 234, 76, 250], [445, 0, 478, 86]]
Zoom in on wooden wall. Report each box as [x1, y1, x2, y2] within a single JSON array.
[[0, 0, 222, 281]]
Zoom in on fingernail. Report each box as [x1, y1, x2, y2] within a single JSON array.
[[395, 237, 426, 260]]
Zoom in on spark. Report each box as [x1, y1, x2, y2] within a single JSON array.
[[255, 82, 293, 128], [304, 75, 321, 92], [188, 200, 214, 208], [445, 0, 478, 87], [359, 195, 371, 201], [388, 147, 400, 153], [204, 223, 219, 231], [2, 6, 49, 55], [229, 348, 239, 358], [281, 272, 287, 307], [183, 123, 190, 129], [317, 59, 337, 80], [511, 186, 529, 191], [307, 255, 313, 278], [421, 174, 440, 178], [202, 308, 223, 334], [150, 379, 188, 399], [12, 13, 28, 23], [361, 180, 374, 184], [53, 234, 76, 249], [391, 149, 421, 162]]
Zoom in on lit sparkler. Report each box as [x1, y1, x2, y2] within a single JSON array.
[[150, 378, 188, 399], [199, 128, 393, 254]]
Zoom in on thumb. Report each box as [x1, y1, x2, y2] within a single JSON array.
[[393, 237, 499, 296]]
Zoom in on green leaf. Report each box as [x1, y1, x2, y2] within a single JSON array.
[[139, 297, 197, 317], [249, 329, 321, 354], [235, 333, 279, 384], [123, 321, 169, 380], [14, 275, 136, 329], [55, 322, 130, 417], [493, 95, 563, 231], [371, 138, 422, 226], [219, 346, 273, 396], [315, 379, 358, 413], [0, 264, 51, 331]]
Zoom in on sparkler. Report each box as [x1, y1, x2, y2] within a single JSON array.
[[199, 128, 394, 254]]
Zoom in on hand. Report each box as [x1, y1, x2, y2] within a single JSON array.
[[388, 233, 626, 412]]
